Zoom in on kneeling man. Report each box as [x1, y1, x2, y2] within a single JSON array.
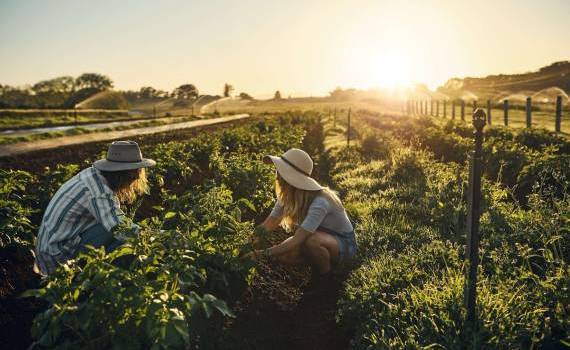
[[35, 140, 155, 275]]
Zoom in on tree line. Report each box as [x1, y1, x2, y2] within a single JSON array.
[[1, 74, 258, 109]]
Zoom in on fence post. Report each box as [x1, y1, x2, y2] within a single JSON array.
[[347, 107, 351, 147], [504, 100, 509, 126], [444, 100, 447, 118], [436, 100, 440, 117], [452, 100, 456, 119], [486, 100, 491, 125], [334, 108, 337, 128], [465, 108, 486, 327], [526, 97, 532, 128], [555, 96, 562, 133], [461, 100, 465, 121]]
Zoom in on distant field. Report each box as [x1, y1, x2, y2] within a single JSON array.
[[0, 109, 132, 130]]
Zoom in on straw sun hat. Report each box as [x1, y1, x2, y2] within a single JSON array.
[[265, 148, 323, 191], [93, 141, 156, 171]]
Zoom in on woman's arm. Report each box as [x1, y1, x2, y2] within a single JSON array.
[[261, 215, 281, 231], [264, 227, 311, 258]]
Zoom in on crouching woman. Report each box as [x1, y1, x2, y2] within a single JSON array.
[[35, 141, 155, 275], [249, 148, 357, 289]]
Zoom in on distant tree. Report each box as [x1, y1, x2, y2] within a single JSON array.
[[329, 87, 357, 100], [139, 86, 159, 99], [223, 83, 234, 97], [274, 90, 282, 100], [75, 73, 113, 91], [172, 84, 199, 100], [239, 92, 254, 100]]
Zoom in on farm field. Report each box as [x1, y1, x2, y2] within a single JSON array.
[[1, 110, 568, 349], [0, 109, 133, 131]]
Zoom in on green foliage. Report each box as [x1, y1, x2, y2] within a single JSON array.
[[332, 111, 569, 349], [0, 170, 37, 248], [10, 114, 322, 349]]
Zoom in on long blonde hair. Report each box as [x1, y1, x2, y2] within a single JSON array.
[[100, 168, 149, 204], [275, 172, 342, 232]]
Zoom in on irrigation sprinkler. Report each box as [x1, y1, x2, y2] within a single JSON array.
[[465, 108, 486, 327], [504, 100, 509, 126], [526, 97, 532, 128], [555, 96, 562, 133]]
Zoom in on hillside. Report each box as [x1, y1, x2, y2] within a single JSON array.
[[438, 61, 570, 102]]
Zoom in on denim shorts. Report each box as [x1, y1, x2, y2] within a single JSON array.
[[316, 226, 357, 265]]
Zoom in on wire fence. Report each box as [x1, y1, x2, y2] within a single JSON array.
[[405, 96, 568, 133]]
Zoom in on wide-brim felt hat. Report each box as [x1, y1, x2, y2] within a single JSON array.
[[93, 140, 156, 171], [265, 148, 323, 191]]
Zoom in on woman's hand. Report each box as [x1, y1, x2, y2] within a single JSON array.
[[242, 249, 262, 261]]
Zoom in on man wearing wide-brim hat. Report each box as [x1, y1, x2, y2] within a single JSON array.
[[35, 141, 155, 275]]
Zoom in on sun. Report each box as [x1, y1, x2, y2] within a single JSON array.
[[372, 52, 412, 89]]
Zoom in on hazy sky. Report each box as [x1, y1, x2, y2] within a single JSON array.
[[1, 0, 569, 97]]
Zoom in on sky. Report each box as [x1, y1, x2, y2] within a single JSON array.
[[1, 0, 569, 97]]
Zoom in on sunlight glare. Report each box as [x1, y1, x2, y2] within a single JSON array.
[[373, 52, 412, 89]]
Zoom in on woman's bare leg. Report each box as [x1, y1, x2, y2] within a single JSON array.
[[274, 236, 308, 266], [302, 231, 340, 274]]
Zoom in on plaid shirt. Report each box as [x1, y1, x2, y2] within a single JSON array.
[[35, 166, 125, 274]]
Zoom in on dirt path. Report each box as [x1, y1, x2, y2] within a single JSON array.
[[222, 231, 351, 350], [0, 114, 249, 157]]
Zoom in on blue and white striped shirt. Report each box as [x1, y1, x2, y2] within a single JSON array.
[[36, 166, 125, 258]]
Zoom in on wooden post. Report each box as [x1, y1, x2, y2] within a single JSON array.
[[555, 96, 562, 133], [465, 108, 486, 327], [526, 97, 532, 128], [443, 100, 447, 118], [334, 108, 337, 128], [486, 100, 491, 125], [436, 100, 440, 117], [347, 107, 351, 147], [461, 100, 465, 121], [452, 100, 456, 119], [504, 100, 509, 126]]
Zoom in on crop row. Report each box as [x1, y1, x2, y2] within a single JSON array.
[[327, 112, 569, 348], [0, 113, 322, 349]]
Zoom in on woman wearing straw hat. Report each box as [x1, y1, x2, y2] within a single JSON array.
[[35, 141, 155, 275], [248, 148, 357, 291]]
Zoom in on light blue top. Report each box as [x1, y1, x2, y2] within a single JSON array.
[[269, 195, 354, 234]]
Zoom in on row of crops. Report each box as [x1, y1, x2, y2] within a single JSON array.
[[1, 109, 568, 349], [326, 112, 569, 348], [0, 113, 324, 349]]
